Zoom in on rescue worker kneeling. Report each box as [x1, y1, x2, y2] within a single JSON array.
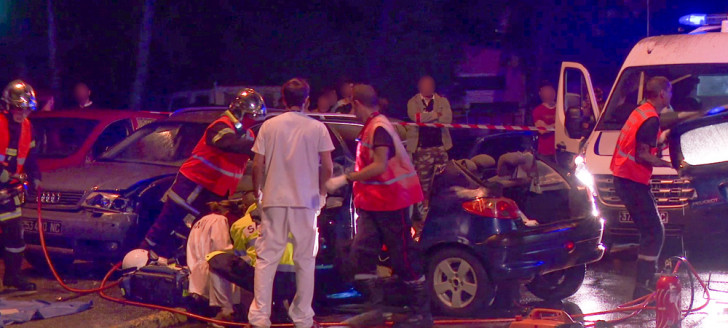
[[326, 84, 431, 328], [187, 198, 295, 323], [0, 80, 41, 292]]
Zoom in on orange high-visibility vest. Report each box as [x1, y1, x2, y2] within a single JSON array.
[[0, 115, 32, 174], [179, 116, 251, 197], [610, 102, 660, 185], [353, 113, 424, 211]]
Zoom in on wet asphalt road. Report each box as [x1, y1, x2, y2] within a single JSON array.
[[3, 240, 728, 328]]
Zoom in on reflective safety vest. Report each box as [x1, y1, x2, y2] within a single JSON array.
[[353, 113, 424, 211], [206, 204, 295, 272], [0, 115, 32, 174], [610, 102, 660, 185], [179, 116, 250, 197]]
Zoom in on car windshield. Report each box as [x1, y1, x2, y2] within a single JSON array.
[[99, 121, 207, 166], [31, 118, 98, 158], [598, 64, 728, 130]]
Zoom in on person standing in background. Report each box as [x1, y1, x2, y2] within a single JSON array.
[[72, 82, 95, 109], [532, 81, 557, 158], [333, 81, 354, 114], [406, 75, 452, 219]]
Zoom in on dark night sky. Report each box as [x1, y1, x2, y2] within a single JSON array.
[[0, 0, 726, 114]]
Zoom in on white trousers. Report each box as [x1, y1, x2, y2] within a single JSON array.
[[248, 207, 318, 328]]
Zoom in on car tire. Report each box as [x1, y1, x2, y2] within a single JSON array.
[[25, 253, 74, 272], [526, 264, 587, 301], [428, 247, 496, 317]]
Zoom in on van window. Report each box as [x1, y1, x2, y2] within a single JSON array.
[[598, 64, 728, 130]]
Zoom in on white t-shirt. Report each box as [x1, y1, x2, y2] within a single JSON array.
[[252, 111, 335, 209]]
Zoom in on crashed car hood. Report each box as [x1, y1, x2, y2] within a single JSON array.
[[42, 161, 178, 192]]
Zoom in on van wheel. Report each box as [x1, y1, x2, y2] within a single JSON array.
[[428, 248, 496, 317], [526, 264, 586, 301], [25, 253, 74, 272]]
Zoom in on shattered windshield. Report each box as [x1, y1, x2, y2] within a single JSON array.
[[598, 64, 728, 130], [99, 121, 207, 166]]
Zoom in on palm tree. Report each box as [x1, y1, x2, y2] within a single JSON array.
[[130, 0, 155, 110]]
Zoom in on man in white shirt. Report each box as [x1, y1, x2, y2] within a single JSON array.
[[248, 78, 334, 328]]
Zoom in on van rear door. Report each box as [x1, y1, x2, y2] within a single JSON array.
[[556, 62, 600, 155]]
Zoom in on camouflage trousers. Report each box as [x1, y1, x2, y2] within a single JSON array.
[[413, 146, 449, 203]]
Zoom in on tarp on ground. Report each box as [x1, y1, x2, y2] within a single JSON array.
[[0, 298, 92, 327]]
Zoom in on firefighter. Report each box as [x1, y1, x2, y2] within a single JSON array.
[[0, 80, 41, 291], [140, 88, 265, 259], [610, 76, 673, 299], [326, 84, 431, 328]]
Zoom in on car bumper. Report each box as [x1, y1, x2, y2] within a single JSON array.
[[20, 207, 139, 261], [479, 217, 605, 281]]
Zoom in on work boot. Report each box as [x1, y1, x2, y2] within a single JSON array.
[[3, 251, 36, 291], [393, 277, 433, 328], [343, 278, 388, 328]]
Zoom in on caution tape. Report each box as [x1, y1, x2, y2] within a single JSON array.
[[396, 121, 555, 132]]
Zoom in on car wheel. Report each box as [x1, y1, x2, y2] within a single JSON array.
[[428, 247, 496, 317], [526, 264, 586, 301], [25, 253, 74, 272]]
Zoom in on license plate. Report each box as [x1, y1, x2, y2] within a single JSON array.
[[22, 220, 63, 234], [618, 211, 668, 224]]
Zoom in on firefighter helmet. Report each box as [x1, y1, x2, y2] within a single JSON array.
[[2, 80, 37, 112], [227, 88, 266, 124]]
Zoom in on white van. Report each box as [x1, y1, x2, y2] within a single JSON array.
[[554, 17, 728, 246]]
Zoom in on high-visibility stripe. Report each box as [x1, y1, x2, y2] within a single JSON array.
[[187, 185, 203, 204], [635, 108, 648, 119], [360, 171, 417, 186], [191, 155, 243, 179], [638, 254, 658, 261], [212, 128, 235, 143], [618, 149, 637, 162], [30, 140, 35, 148], [0, 208, 22, 221], [17, 157, 25, 165], [4, 245, 25, 253], [360, 141, 373, 149], [167, 190, 200, 216], [6, 148, 17, 156], [0, 155, 5, 162], [144, 237, 157, 246]]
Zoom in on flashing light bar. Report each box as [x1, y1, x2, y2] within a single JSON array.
[[679, 13, 728, 27]]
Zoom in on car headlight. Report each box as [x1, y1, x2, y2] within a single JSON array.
[[84, 192, 135, 213], [574, 155, 600, 218], [574, 156, 595, 194]]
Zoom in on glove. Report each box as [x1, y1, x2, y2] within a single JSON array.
[[0, 168, 8, 184], [325, 175, 349, 193]]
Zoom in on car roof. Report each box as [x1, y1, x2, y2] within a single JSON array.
[[168, 106, 360, 125], [30, 109, 169, 123]]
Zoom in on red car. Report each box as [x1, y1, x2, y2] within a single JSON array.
[[30, 109, 168, 171]]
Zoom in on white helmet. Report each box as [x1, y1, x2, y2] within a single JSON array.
[[122, 249, 150, 271]]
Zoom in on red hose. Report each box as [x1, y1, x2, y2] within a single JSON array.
[[34, 186, 712, 327], [36, 187, 119, 294]]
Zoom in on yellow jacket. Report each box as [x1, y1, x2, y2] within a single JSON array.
[[207, 204, 295, 272]]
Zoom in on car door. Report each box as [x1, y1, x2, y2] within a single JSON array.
[[89, 119, 133, 162], [556, 62, 600, 155]]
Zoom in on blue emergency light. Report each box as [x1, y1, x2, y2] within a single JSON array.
[[679, 14, 706, 26], [679, 13, 728, 26]]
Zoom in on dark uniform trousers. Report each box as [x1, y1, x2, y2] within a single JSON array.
[[142, 174, 223, 258], [613, 176, 665, 284], [350, 208, 424, 282]]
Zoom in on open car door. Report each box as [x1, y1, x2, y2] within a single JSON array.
[[555, 62, 600, 155]]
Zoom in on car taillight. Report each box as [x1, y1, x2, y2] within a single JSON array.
[[462, 197, 520, 219]]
